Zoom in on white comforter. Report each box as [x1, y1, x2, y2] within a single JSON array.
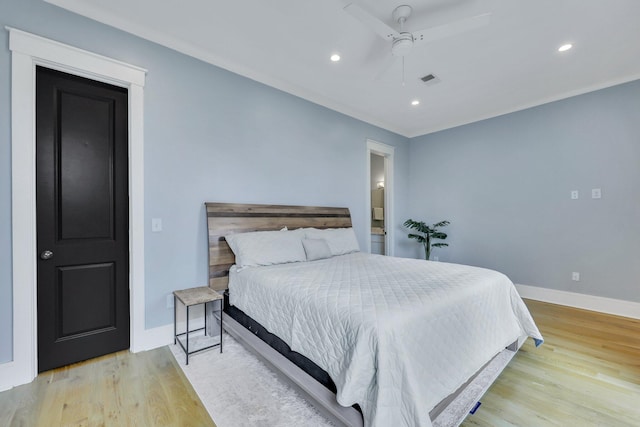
[[229, 253, 543, 427]]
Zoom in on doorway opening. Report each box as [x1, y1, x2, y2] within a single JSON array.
[[370, 153, 386, 255], [366, 139, 394, 256]]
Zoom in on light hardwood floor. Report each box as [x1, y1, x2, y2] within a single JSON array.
[[0, 346, 215, 427], [1, 300, 638, 426], [463, 299, 640, 427]]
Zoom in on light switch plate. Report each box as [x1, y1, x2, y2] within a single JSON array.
[[591, 188, 601, 199]]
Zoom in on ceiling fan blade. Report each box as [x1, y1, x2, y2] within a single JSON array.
[[413, 13, 491, 45], [344, 3, 400, 41], [373, 55, 397, 81]]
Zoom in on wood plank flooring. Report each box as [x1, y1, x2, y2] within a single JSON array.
[[463, 299, 640, 427], [0, 346, 214, 427], [0, 299, 638, 426]]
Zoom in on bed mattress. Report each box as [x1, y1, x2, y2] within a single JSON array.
[[224, 293, 342, 395], [229, 252, 543, 427]]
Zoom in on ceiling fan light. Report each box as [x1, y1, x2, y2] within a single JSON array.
[[391, 35, 413, 56]]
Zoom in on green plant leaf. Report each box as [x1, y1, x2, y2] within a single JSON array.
[[403, 219, 430, 234], [432, 243, 449, 248], [407, 233, 426, 243]]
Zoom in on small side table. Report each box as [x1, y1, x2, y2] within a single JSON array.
[[173, 286, 223, 364]]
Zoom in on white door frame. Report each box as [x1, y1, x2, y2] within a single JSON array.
[[3, 27, 147, 390], [366, 139, 395, 256]]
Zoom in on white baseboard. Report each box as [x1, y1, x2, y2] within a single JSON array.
[[132, 304, 208, 352], [0, 361, 20, 392], [131, 323, 175, 353], [515, 284, 640, 320]]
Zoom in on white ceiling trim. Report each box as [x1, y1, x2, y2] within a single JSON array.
[[408, 72, 640, 138]]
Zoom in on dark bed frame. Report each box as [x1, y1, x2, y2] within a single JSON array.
[[205, 202, 518, 426]]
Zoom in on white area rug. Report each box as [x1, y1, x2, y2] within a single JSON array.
[[169, 333, 514, 427], [169, 334, 335, 427]]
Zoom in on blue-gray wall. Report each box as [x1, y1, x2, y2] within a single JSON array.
[[0, 0, 410, 364], [409, 80, 640, 302], [2, 0, 638, 368]]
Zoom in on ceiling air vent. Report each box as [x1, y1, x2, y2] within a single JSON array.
[[420, 73, 440, 85]]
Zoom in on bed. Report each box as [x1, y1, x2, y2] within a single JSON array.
[[205, 202, 543, 427]]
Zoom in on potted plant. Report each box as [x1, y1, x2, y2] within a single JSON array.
[[403, 219, 450, 260]]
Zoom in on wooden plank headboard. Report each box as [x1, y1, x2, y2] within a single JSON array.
[[205, 202, 352, 291]]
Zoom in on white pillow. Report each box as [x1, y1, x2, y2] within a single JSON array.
[[225, 229, 306, 269], [304, 228, 360, 256], [302, 238, 333, 261]]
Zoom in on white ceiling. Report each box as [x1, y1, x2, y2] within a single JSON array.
[[45, 0, 640, 137]]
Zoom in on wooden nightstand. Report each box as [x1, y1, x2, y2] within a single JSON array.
[[173, 286, 223, 364]]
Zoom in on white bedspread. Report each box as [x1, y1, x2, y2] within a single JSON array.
[[229, 253, 543, 427]]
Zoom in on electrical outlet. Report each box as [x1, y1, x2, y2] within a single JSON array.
[[166, 294, 174, 309], [571, 190, 579, 200], [572, 272, 580, 281], [152, 218, 163, 232]]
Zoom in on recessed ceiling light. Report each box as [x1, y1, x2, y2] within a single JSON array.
[[411, 100, 420, 106], [330, 54, 341, 62], [558, 43, 573, 52]]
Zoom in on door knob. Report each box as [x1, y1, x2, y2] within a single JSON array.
[[40, 250, 54, 260]]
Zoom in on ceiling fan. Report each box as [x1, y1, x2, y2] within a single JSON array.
[[343, 3, 491, 83]]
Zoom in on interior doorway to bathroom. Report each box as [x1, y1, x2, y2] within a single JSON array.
[[370, 153, 386, 255], [366, 139, 394, 256]]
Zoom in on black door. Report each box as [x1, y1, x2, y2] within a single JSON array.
[[36, 66, 130, 372]]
